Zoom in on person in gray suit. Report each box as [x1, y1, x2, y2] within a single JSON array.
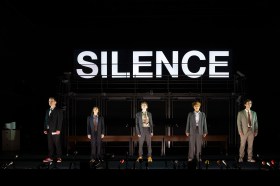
[[136, 101, 154, 163], [87, 106, 105, 163], [237, 99, 258, 163], [185, 101, 208, 162]]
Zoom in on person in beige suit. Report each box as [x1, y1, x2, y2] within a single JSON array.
[[237, 99, 258, 163]]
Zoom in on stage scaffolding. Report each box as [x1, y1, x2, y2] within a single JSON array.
[[56, 73, 246, 155]]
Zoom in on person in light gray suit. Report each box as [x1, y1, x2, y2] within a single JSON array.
[[237, 99, 258, 163], [185, 101, 208, 162]]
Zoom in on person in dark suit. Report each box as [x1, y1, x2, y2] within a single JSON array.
[[87, 106, 105, 163], [136, 101, 154, 163], [43, 97, 63, 163], [185, 101, 208, 162], [237, 99, 258, 163]]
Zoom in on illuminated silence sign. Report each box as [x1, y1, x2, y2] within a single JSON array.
[[75, 50, 230, 79]]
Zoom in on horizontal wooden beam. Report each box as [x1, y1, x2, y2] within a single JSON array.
[[68, 135, 227, 142]]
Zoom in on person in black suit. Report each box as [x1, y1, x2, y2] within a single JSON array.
[[43, 97, 63, 163], [87, 106, 105, 163]]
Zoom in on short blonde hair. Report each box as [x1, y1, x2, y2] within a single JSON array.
[[192, 101, 201, 107]]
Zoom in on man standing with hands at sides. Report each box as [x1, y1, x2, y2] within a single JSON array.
[[43, 97, 63, 163], [136, 101, 154, 163], [185, 101, 208, 162], [237, 99, 258, 163], [87, 106, 105, 163]]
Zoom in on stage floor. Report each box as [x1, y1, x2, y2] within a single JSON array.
[[0, 152, 279, 171], [1, 153, 280, 182]]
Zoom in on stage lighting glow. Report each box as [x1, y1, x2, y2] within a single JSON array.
[[173, 160, 179, 169], [222, 160, 227, 167], [204, 160, 210, 170]]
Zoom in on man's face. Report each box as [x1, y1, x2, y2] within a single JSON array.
[[141, 103, 148, 110], [245, 101, 252, 110], [49, 99, 56, 107], [93, 108, 99, 114], [193, 104, 200, 112]]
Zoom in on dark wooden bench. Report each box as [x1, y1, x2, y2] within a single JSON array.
[[67, 135, 228, 156], [67, 135, 133, 155], [131, 135, 165, 156], [67, 135, 131, 143], [164, 135, 228, 155]]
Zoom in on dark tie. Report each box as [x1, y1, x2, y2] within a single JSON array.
[[49, 109, 52, 116], [248, 111, 252, 127], [93, 116, 97, 131]]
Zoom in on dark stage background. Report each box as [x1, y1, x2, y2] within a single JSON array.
[[1, 0, 280, 158]]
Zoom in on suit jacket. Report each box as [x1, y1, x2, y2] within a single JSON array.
[[185, 111, 208, 135], [87, 114, 105, 137], [135, 111, 153, 135], [44, 107, 63, 132], [237, 109, 258, 135]]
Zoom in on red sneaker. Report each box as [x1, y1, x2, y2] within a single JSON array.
[[43, 157, 53, 163], [57, 158, 62, 163]]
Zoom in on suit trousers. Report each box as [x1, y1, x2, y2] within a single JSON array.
[[239, 128, 254, 159], [188, 127, 203, 160], [138, 127, 152, 157], [48, 133, 62, 158], [90, 131, 102, 160]]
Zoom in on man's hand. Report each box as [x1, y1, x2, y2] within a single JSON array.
[[101, 134, 104, 138], [44, 131, 48, 134], [87, 135, 91, 139]]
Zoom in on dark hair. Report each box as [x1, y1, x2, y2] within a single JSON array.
[[141, 101, 148, 107], [244, 99, 252, 105]]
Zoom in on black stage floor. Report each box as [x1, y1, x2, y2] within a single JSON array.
[[1, 152, 280, 182], [1, 152, 279, 170]]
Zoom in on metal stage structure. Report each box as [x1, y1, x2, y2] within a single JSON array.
[[56, 73, 247, 156]]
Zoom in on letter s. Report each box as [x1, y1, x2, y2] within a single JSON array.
[[76, 51, 98, 79]]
